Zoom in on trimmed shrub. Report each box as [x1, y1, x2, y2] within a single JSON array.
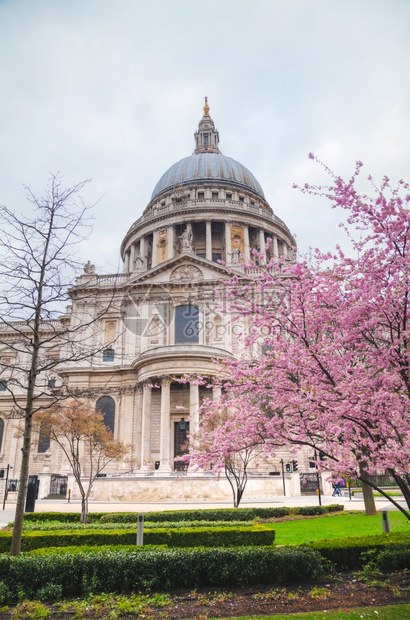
[[0, 526, 275, 552], [22, 512, 105, 524], [376, 546, 410, 571], [20, 505, 344, 526], [0, 546, 325, 602], [22, 520, 254, 531], [99, 505, 344, 524], [308, 531, 410, 570]]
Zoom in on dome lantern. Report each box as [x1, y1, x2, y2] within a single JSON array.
[[194, 97, 220, 154]]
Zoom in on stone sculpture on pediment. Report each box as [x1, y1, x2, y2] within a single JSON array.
[[170, 264, 203, 282]]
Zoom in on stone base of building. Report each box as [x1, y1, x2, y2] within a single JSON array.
[[64, 473, 311, 503]]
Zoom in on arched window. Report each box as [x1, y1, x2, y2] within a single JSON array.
[[103, 348, 115, 362], [0, 419, 4, 452], [38, 421, 50, 453], [175, 305, 199, 344], [96, 396, 115, 434]]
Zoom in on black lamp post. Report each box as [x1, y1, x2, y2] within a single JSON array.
[[280, 459, 286, 496], [314, 450, 322, 506]]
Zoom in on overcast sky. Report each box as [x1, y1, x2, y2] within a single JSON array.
[[1, 0, 409, 273]]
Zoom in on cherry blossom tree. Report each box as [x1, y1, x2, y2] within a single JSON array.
[[192, 160, 410, 520], [188, 396, 273, 507]]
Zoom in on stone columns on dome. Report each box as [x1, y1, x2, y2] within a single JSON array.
[[139, 383, 153, 472], [124, 250, 130, 273], [152, 230, 158, 268], [156, 378, 172, 474], [244, 226, 250, 261], [130, 243, 136, 272], [168, 226, 174, 260], [206, 221, 212, 261], [273, 235, 279, 259], [140, 237, 146, 270], [259, 229, 266, 264], [224, 222, 231, 263]]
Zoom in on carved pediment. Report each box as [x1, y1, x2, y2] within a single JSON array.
[[170, 265, 203, 282]]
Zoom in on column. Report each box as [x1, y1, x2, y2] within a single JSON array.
[[167, 226, 174, 260], [124, 250, 130, 273], [189, 383, 200, 442], [244, 225, 250, 261], [259, 229, 266, 264], [282, 241, 288, 257], [224, 222, 231, 263], [156, 378, 172, 474], [133, 385, 143, 470], [130, 243, 136, 272], [188, 382, 201, 475], [140, 236, 146, 270], [152, 230, 158, 268], [118, 388, 134, 470], [212, 386, 222, 402], [273, 235, 279, 258], [206, 221, 212, 261], [139, 383, 153, 472]]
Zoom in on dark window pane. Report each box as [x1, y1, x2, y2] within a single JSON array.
[[103, 349, 115, 362], [38, 421, 50, 453], [0, 381, 7, 392], [96, 396, 115, 434], [212, 253, 222, 263], [175, 305, 199, 344], [197, 253, 206, 259]]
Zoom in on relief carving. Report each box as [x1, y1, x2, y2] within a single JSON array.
[[170, 265, 204, 282]]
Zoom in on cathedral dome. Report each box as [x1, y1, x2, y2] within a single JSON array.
[[151, 152, 265, 201]]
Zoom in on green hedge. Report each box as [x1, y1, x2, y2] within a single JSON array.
[[308, 531, 410, 570], [376, 546, 410, 570], [22, 512, 106, 524], [21, 505, 343, 525], [99, 505, 343, 523], [22, 520, 254, 531], [0, 546, 325, 602], [0, 526, 274, 552]]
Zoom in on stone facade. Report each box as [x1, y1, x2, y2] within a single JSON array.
[[0, 101, 321, 500]]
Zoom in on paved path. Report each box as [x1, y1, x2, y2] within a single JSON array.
[[0, 494, 401, 527]]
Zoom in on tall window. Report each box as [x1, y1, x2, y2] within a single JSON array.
[[96, 396, 115, 434], [38, 421, 50, 453], [103, 349, 115, 362], [175, 305, 199, 344], [0, 381, 7, 392], [0, 419, 4, 452]]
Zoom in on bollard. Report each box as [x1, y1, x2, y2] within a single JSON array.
[[137, 513, 144, 546], [381, 510, 391, 533], [67, 489, 71, 503]]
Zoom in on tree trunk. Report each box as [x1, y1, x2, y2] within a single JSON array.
[[80, 495, 89, 524], [359, 464, 377, 516], [10, 413, 33, 555]]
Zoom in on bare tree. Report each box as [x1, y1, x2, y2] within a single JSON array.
[[37, 399, 128, 523], [0, 175, 116, 554]]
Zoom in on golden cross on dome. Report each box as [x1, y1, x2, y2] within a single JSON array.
[[203, 96, 210, 117]]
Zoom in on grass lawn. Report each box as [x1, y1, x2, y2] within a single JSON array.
[[219, 604, 410, 619], [267, 511, 410, 545]]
